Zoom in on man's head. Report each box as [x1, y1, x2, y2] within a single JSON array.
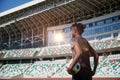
[[71, 23, 85, 38]]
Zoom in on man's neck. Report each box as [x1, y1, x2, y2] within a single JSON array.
[[75, 34, 80, 38]]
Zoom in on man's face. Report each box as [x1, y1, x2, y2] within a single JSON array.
[[72, 27, 77, 38]]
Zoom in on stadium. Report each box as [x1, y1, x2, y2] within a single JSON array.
[[0, 0, 120, 80]]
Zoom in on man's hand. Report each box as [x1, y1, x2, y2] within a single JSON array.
[[67, 66, 74, 75]]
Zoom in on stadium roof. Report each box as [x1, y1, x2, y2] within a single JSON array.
[[0, 0, 120, 27], [0, 0, 45, 17]]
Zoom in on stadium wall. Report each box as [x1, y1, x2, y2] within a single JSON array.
[[1, 78, 120, 80]]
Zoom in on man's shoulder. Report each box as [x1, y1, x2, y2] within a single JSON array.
[[76, 36, 83, 41]]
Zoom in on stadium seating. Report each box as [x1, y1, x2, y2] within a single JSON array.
[[0, 38, 117, 58], [0, 50, 6, 58], [38, 44, 71, 56], [1, 44, 71, 58], [25, 60, 66, 78], [4, 48, 39, 58], [38, 39, 114, 56], [0, 63, 32, 78], [0, 54, 120, 78], [95, 54, 120, 77], [51, 59, 73, 78], [90, 39, 114, 50]]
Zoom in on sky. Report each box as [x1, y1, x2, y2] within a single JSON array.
[[0, 0, 32, 13]]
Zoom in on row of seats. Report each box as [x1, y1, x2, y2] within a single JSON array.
[[3, 48, 39, 58], [95, 58, 120, 76], [0, 60, 66, 78], [0, 39, 115, 58], [90, 39, 114, 50], [25, 61, 66, 78], [0, 54, 119, 78], [0, 63, 32, 78], [38, 44, 71, 56], [107, 54, 120, 59], [0, 50, 6, 57]]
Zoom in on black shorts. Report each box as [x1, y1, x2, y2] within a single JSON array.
[[72, 75, 92, 80], [72, 67, 92, 80]]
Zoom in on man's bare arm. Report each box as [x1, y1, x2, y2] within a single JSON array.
[[69, 43, 82, 69]]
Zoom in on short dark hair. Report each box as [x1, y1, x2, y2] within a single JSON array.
[[71, 23, 85, 34]]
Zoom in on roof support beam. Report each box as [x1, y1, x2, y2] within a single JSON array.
[[77, 0, 98, 12]]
